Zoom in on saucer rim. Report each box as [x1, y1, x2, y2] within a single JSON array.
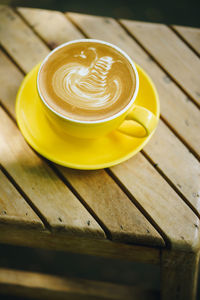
[[16, 63, 160, 170]]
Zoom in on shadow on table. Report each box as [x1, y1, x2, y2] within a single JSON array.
[[0, 243, 199, 299]]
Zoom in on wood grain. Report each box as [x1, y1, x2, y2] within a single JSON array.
[[66, 13, 200, 214], [17, 7, 83, 48], [161, 249, 199, 300], [110, 154, 200, 252], [144, 121, 200, 213], [0, 224, 160, 263], [0, 55, 163, 248], [67, 13, 200, 159], [0, 6, 49, 73], [0, 169, 43, 229], [0, 7, 199, 300], [0, 268, 159, 300], [172, 25, 200, 55], [0, 107, 104, 238], [0, 5, 197, 249], [0, 50, 24, 118], [120, 19, 200, 107], [57, 167, 164, 246], [0, 9, 165, 247]]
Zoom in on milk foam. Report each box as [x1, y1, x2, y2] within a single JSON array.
[[52, 47, 122, 110], [39, 41, 136, 121]]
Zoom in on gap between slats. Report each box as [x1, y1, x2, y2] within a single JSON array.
[[0, 97, 16, 124], [1, 95, 164, 245], [65, 14, 200, 162], [12, 7, 200, 161], [105, 169, 171, 249], [0, 162, 51, 231], [117, 20, 200, 110], [0, 44, 25, 75], [0, 9, 113, 240], [12, 7, 55, 51], [0, 102, 112, 240], [0, 98, 168, 247], [140, 151, 200, 219], [169, 25, 200, 58], [158, 114, 200, 162], [46, 161, 112, 240], [1, 8, 199, 248]]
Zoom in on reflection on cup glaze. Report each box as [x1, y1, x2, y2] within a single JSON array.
[[52, 47, 122, 110]]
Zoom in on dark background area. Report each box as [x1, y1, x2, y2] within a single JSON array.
[[0, 243, 161, 299], [1, 0, 200, 27], [0, 243, 200, 299]]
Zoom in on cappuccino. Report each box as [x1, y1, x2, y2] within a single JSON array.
[[38, 40, 136, 121]]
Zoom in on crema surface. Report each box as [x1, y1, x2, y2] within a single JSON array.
[[38, 41, 136, 121]]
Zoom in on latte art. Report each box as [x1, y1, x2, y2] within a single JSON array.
[[52, 48, 122, 110], [38, 41, 136, 121]]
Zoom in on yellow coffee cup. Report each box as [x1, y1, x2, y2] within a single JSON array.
[[37, 39, 158, 139]]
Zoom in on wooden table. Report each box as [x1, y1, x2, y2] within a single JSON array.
[[0, 5, 200, 300]]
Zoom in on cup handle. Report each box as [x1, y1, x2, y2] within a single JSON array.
[[117, 105, 158, 138]]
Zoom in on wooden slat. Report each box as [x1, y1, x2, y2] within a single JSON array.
[[0, 9, 164, 247], [0, 55, 164, 249], [0, 224, 160, 264], [0, 6, 49, 73], [0, 169, 43, 229], [0, 106, 104, 238], [0, 50, 24, 118], [110, 154, 200, 252], [66, 13, 200, 215], [57, 168, 164, 246], [144, 121, 200, 211], [0, 268, 159, 300], [17, 7, 83, 48], [0, 118, 163, 248], [120, 19, 200, 107], [1, 7, 199, 251], [172, 25, 200, 55], [67, 13, 200, 159]]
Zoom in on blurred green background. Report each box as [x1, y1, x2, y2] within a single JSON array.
[[1, 0, 200, 27]]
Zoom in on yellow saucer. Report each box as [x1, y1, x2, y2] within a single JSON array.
[[16, 64, 160, 170]]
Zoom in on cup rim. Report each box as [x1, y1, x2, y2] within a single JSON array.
[[37, 38, 139, 124]]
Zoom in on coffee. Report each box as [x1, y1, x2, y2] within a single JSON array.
[[38, 41, 136, 121]]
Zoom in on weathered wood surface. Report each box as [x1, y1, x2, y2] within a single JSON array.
[[120, 19, 200, 107], [0, 107, 104, 237], [110, 154, 200, 252], [17, 7, 83, 47], [16, 8, 200, 220], [18, 9, 200, 160], [172, 25, 200, 55], [0, 5, 199, 252], [67, 13, 200, 221], [0, 7, 164, 247], [67, 13, 200, 161], [0, 52, 164, 247], [0, 224, 160, 264], [0, 268, 159, 300], [0, 6, 49, 73], [14, 8, 200, 250], [58, 168, 165, 245], [67, 13, 200, 214], [0, 169, 43, 229], [0, 50, 23, 117]]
